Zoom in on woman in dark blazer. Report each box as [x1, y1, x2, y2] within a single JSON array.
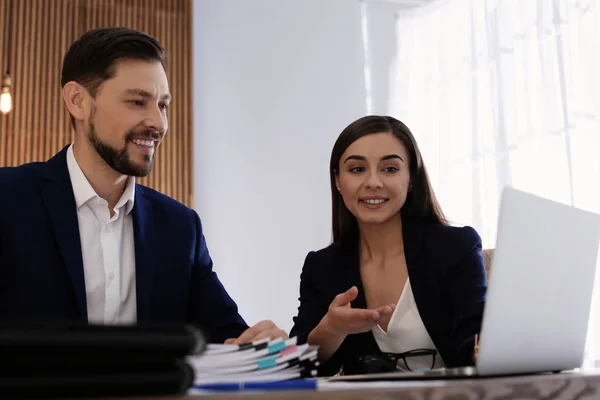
[[290, 115, 487, 376]]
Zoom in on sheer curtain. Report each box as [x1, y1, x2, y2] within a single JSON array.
[[389, 0, 600, 365]]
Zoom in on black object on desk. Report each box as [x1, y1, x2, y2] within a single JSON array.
[[0, 321, 205, 398]]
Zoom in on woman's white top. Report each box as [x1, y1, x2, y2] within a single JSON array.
[[372, 279, 446, 371]]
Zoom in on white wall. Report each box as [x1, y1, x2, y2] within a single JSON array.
[[192, 0, 600, 368], [192, 0, 369, 332]]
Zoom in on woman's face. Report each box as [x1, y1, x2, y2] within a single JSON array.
[[336, 132, 411, 226]]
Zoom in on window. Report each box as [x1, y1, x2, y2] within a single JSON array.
[[389, 0, 600, 365]]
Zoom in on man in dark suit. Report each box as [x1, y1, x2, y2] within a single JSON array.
[[0, 27, 285, 344]]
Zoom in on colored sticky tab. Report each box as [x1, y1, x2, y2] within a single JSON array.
[[258, 357, 277, 369], [267, 341, 286, 354], [280, 345, 298, 356]]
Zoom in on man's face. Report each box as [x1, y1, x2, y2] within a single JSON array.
[[84, 58, 171, 177]]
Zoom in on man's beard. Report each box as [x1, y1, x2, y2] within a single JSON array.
[[87, 108, 160, 177]]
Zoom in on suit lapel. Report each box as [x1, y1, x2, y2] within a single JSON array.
[[338, 245, 367, 309], [40, 146, 87, 319], [132, 187, 156, 322], [403, 219, 440, 346], [404, 218, 426, 299], [403, 218, 424, 265]]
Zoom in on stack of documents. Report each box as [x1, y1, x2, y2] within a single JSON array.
[[187, 337, 319, 386]]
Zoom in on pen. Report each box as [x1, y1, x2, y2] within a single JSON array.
[[193, 379, 318, 392]]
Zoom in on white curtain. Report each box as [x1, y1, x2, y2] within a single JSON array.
[[389, 0, 600, 366]]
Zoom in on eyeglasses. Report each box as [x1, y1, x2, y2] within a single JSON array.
[[344, 349, 438, 375]]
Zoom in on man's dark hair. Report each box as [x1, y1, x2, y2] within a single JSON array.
[[61, 27, 166, 127]]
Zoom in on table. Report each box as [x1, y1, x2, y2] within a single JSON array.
[[164, 370, 600, 399]]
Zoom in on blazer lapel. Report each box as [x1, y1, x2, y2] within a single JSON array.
[[132, 187, 156, 322], [404, 218, 426, 299], [403, 218, 424, 266], [403, 219, 441, 347], [338, 245, 367, 309], [40, 146, 87, 319]]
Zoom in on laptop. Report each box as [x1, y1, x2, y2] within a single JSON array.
[[329, 186, 600, 381]]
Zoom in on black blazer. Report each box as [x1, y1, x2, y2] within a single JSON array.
[[290, 218, 487, 376]]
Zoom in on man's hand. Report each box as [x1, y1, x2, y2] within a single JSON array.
[[224, 320, 288, 345]]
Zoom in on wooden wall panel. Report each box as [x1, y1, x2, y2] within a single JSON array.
[[0, 0, 193, 207]]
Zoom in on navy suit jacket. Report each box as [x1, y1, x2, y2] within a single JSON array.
[[0, 146, 248, 343], [290, 219, 487, 376]]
